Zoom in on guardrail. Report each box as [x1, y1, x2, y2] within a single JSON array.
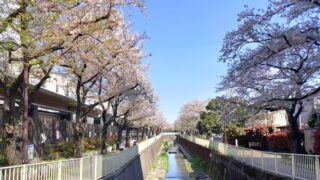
[[181, 135, 320, 180], [0, 134, 162, 180]]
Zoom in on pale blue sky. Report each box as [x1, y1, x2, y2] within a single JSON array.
[[129, 1, 268, 123]]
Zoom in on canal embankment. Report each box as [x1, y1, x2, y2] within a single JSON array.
[[147, 141, 169, 180], [148, 136, 211, 180]]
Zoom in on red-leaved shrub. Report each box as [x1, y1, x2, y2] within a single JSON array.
[[313, 131, 320, 155], [237, 125, 273, 150], [267, 132, 291, 152]]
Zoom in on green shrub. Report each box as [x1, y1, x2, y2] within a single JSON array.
[[0, 154, 7, 166], [163, 141, 169, 151], [47, 141, 75, 159], [189, 155, 208, 172], [106, 135, 117, 146], [81, 137, 101, 152], [47, 138, 102, 160], [61, 142, 75, 158]]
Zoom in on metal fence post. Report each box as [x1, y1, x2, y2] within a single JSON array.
[[80, 158, 83, 180], [261, 152, 264, 169], [274, 154, 277, 174], [251, 150, 253, 166], [315, 156, 319, 180], [242, 148, 245, 162], [94, 156, 98, 180], [58, 161, 62, 180], [21, 165, 26, 180], [292, 154, 295, 178]]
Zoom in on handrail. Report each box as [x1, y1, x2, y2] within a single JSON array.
[[0, 134, 164, 180], [180, 135, 320, 180]]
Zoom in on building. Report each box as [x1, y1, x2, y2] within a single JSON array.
[[247, 97, 317, 131]]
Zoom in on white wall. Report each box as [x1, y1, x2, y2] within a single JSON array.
[[271, 110, 288, 127], [43, 73, 76, 98]]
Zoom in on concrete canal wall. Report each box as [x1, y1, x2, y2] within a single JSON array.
[[177, 136, 291, 180], [101, 136, 163, 180]]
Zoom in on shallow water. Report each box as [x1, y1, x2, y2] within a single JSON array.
[[165, 151, 190, 179]]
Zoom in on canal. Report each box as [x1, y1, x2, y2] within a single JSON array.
[[165, 146, 192, 180]]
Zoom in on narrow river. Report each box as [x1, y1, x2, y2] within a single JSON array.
[[165, 148, 191, 180]]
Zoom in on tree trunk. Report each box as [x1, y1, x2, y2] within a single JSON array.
[[100, 124, 108, 154], [22, 59, 29, 164], [287, 110, 303, 153], [223, 133, 228, 144], [20, 0, 30, 163], [3, 95, 21, 165], [100, 111, 113, 154], [142, 127, 146, 139], [149, 127, 154, 137], [146, 128, 150, 137], [4, 138, 22, 165], [116, 127, 123, 150], [136, 128, 141, 142], [125, 128, 130, 148], [1, 83, 22, 165], [73, 122, 82, 158], [101, 111, 109, 154]]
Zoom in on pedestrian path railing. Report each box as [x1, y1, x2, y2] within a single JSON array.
[[181, 135, 320, 180], [0, 134, 162, 180]]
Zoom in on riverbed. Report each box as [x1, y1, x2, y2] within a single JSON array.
[[165, 148, 192, 180]]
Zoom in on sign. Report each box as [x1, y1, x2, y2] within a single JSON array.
[[28, 144, 34, 161]]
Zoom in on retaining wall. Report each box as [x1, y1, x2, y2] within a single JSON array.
[[177, 136, 210, 162], [177, 136, 290, 180], [102, 136, 163, 180]]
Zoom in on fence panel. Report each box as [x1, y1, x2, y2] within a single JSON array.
[[181, 135, 320, 180], [294, 154, 316, 180], [0, 165, 23, 180], [82, 157, 95, 180], [0, 134, 162, 180], [61, 159, 81, 180]]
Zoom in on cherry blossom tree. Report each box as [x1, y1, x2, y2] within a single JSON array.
[[59, 12, 148, 156], [110, 72, 156, 149], [175, 100, 206, 134], [219, 0, 320, 153], [150, 111, 168, 135], [0, 0, 144, 163]]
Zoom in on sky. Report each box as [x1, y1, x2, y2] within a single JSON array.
[[128, 0, 268, 123]]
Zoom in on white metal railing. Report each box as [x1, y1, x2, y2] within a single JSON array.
[[82, 151, 100, 158], [181, 135, 320, 180], [0, 134, 162, 180]]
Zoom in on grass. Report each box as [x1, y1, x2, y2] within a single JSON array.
[[151, 142, 169, 171], [184, 159, 193, 173], [153, 152, 169, 171], [185, 154, 208, 173]]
